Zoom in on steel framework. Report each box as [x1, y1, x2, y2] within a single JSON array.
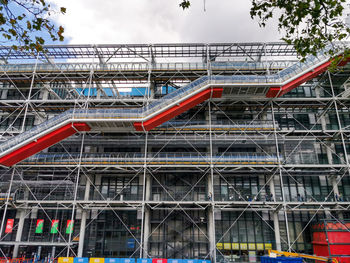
[[0, 42, 350, 262]]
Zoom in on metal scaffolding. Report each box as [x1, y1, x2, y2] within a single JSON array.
[[0, 42, 350, 262]]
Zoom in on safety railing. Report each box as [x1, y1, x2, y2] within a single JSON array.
[[156, 120, 278, 130], [22, 152, 281, 165], [0, 43, 344, 154], [91, 188, 142, 201], [13, 184, 141, 201], [214, 186, 262, 202], [0, 110, 72, 152], [0, 60, 296, 73], [152, 188, 208, 201]]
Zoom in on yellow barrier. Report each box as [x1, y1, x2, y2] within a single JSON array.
[[89, 258, 105, 263], [216, 242, 273, 250], [58, 258, 74, 263]]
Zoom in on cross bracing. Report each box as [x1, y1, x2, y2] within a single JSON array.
[[0, 42, 350, 261]]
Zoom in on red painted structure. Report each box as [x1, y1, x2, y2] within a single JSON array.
[[134, 87, 223, 131], [266, 61, 332, 97], [0, 122, 90, 167], [266, 56, 350, 97], [312, 221, 350, 263]]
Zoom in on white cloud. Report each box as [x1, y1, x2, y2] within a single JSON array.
[[52, 0, 282, 44]]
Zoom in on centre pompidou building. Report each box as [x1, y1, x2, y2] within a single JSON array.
[[0, 42, 349, 262]]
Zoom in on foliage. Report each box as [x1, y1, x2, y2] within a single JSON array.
[[0, 0, 65, 53], [250, 0, 349, 58], [179, 0, 191, 10], [180, 0, 350, 59]]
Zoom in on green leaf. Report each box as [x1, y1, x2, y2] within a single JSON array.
[[0, 1, 66, 52]]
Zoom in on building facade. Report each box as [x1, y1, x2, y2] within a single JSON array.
[[0, 43, 349, 262]]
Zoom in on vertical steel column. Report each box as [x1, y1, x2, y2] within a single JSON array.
[[268, 100, 281, 250], [143, 173, 152, 256], [140, 132, 149, 258], [208, 101, 216, 263], [66, 133, 86, 257], [269, 175, 281, 250], [77, 176, 91, 257], [326, 144, 334, 165], [147, 44, 154, 101], [271, 101, 291, 251], [143, 207, 151, 257], [265, 45, 282, 251], [12, 209, 26, 257], [331, 175, 340, 197], [269, 175, 276, 202], [140, 45, 153, 258], [273, 211, 282, 251], [205, 44, 216, 262], [264, 43, 271, 75]]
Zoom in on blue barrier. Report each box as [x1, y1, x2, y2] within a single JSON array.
[[105, 259, 118, 263], [168, 259, 183, 263], [119, 259, 135, 263], [74, 258, 89, 263], [136, 259, 152, 263], [197, 260, 210, 263], [183, 260, 196, 263], [261, 256, 302, 263]]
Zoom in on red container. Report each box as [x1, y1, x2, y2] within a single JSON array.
[[312, 222, 350, 263]]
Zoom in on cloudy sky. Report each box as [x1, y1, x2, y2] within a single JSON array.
[[52, 0, 282, 44]]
